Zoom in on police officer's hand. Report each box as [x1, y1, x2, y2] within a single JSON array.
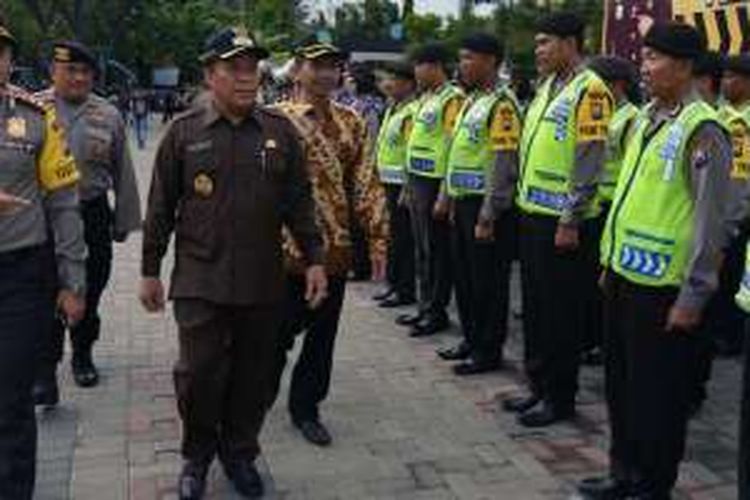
[[554, 224, 579, 251], [371, 254, 387, 282], [475, 219, 494, 241], [57, 290, 85, 326], [305, 265, 328, 310], [666, 306, 702, 334], [0, 189, 31, 215], [432, 198, 450, 221], [139, 277, 165, 312]]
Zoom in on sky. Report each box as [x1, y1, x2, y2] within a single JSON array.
[[309, 0, 463, 22]]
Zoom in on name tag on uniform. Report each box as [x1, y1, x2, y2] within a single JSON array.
[[7, 117, 26, 139]]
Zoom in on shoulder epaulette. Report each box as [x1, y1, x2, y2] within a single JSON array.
[[7, 85, 47, 112]]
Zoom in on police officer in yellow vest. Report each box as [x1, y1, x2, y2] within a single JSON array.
[[583, 55, 640, 365], [579, 23, 732, 500], [375, 62, 417, 308], [398, 43, 464, 337], [0, 24, 86, 499], [691, 54, 750, 417], [723, 54, 750, 500], [502, 13, 614, 428], [710, 54, 750, 357], [437, 33, 521, 375]]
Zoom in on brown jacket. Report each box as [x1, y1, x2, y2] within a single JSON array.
[[142, 98, 323, 305]]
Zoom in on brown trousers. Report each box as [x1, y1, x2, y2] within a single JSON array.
[[173, 299, 281, 463]]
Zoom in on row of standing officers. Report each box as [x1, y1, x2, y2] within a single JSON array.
[[374, 14, 750, 500]]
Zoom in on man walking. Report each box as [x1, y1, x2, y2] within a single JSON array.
[[270, 37, 388, 447], [0, 23, 86, 500], [34, 41, 141, 401], [139, 27, 326, 499]]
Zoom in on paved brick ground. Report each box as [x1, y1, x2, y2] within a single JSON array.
[[35, 122, 743, 499]]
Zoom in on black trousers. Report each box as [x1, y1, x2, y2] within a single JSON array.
[[410, 176, 452, 320], [693, 232, 748, 405], [39, 195, 113, 369], [518, 213, 597, 408], [269, 275, 347, 422], [384, 184, 415, 300], [0, 246, 55, 499], [581, 205, 608, 352], [603, 273, 693, 495], [452, 198, 515, 363], [173, 299, 280, 463], [740, 320, 750, 499]]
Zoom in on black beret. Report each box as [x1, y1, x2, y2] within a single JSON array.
[[295, 32, 346, 61], [0, 25, 16, 50], [643, 22, 705, 61], [460, 33, 503, 58], [200, 26, 269, 64], [693, 51, 724, 77], [724, 54, 750, 77], [588, 55, 638, 85], [382, 61, 415, 81], [537, 12, 585, 40], [411, 42, 452, 65], [53, 41, 98, 71]]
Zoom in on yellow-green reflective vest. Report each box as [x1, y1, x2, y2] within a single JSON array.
[[601, 100, 720, 287], [445, 87, 520, 198], [376, 99, 418, 185], [599, 101, 639, 203], [406, 83, 464, 179], [516, 69, 607, 218]]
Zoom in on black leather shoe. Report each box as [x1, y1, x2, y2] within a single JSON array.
[[502, 394, 540, 413], [437, 342, 471, 361], [222, 459, 264, 498], [453, 358, 503, 376], [379, 295, 416, 308], [581, 347, 604, 366], [396, 312, 424, 326], [517, 402, 574, 428], [577, 476, 631, 499], [178, 460, 209, 500], [33, 378, 60, 407], [409, 316, 450, 337], [294, 419, 332, 447], [72, 349, 99, 388], [373, 288, 395, 301]]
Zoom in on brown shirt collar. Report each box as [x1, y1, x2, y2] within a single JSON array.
[[201, 95, 262, 128]]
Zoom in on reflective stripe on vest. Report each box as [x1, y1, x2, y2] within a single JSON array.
[[406, 83, 463, 179], [516, 69, 605, 218], [601, 100, 721, 287], [446, 88, 520, 198], [377, 99, 417, 185], [599, 101, 639, 203], [736, 240, 750, 313]]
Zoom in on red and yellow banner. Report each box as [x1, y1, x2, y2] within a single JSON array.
[[604, 0, 750, 60]]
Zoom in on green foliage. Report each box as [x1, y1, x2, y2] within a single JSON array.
[[0, 0, 604, 84]]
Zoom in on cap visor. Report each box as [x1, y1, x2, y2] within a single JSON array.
[[218, 46, 270, 61]]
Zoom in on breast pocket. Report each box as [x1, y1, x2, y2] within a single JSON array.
[[176, 149, 219, 261], [85, 127, 113, 165]]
